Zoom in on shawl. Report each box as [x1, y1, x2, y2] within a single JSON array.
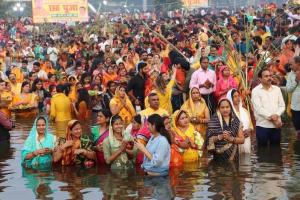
[[21, 116, 56, 168], [110, 86, 136, 125], [206, 100, 240, 160], [181, 87, 208, 118], [226, 89, 251, 131]]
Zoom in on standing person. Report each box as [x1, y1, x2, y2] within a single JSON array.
[[206, 99, 245, 162], [50, 84, 72, 137], [72, 88, 91, 121], [0, 97, 13, 141], [21, 116, 56, 168], [135, 114, 171, 176], [8, 73, 21, 95], [126, 62, 148, 111], [286, 56, 300, 135], [53, 120, 96, 166], [31, 78, 49, 111], [251, 68, 285, 147], [215, 65, 238, 100], [91, 109, 112, 165], [102, 115, 134, 169], [227, 89, 253, 154], [109, 85, 136, 126], [47, 42, 58, 65], [139, 93, 168, 118], [102, 81, 116, 110], [190, 56, 217, 115]]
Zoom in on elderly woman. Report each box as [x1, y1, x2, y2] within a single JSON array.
[[21, 116, 56, 168], [206, 98, 245, 162], [53, 120, 96, 167]]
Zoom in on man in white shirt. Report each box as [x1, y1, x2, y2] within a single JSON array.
[[32, 61, 48, 80], [251, 68, 285, 147], [47, 43, 58, 65]]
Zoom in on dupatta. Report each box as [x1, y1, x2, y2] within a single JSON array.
[[21, 116, 56, 168]]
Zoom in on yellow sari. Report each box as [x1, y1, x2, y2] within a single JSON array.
[[0, 91, 13, 117], [172, 110, 204, 163], [181, 88, 209, 137], [109, 87, 136, 125]]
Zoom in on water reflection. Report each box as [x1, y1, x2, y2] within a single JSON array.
[[0, 117, 300, 199]]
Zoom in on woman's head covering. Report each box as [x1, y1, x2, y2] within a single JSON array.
[[66, 120, 80, 140], [226, 89, 250, 130], [182, 87, 206, 116], [21, 116, 55, 166]]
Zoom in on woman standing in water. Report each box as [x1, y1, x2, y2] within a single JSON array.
[[53, 120, 96, 167], [91, 109, 112, 165], [103, 115, 134, 169], [21, 116, 56, 168], [206, 98, 244, 162], [135, 114, 171, 176]]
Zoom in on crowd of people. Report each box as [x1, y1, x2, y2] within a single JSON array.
[[0, 3, 299, 175]]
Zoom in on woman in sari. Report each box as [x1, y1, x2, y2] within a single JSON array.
[[53, 120, 96, 167], [31, 79, 49, 111], [215, 65, 238, 100], [103, 115, 134, 169], [10, 81, 38, 118], [103, 65, 117, 87], [21, 116, 56, 169], [110, 85, 136, 126], [181, 87, 210, 137], [172, 110, 204, 163], [68, 75, 78, 103], [72, 88, 91, 121], [227, 89, 253, 154], [90, 109, 112, 165], [206, 98, 245, 162]]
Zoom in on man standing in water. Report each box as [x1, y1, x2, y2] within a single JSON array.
[[50, 84, 72, 137], [251, 68, 285, 147]]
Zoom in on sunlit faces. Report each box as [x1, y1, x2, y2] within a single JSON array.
[[22, 83, 31, 93], [232, 91, 241, 106], [36, 118, 46, 135], [260, 69, 272, 86], [222, 66, 230, 77], [148, 94, 160, 110], [191, 88, 201, 101], [176, 111, 190, 128], [71, 123, 83, 138], [97, 111, 109, 125], [112, 118, 124, 134], [163, 117, 171, 132], [118, 87, 126, 98], [219, 100, 231, 117]]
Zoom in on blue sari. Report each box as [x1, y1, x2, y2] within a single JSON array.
[[21, 117, 56, 169]]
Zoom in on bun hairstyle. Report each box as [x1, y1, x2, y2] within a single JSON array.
[[147, 114, 171, 144]]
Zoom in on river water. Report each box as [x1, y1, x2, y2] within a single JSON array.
[[0, 117, 300, 200]]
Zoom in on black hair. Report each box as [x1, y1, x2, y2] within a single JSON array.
[[76, 88, 90, 109], [49, 84, 56, 94], [56, 84, 64, 93], [31, 78, 43, 92], [258, 67, 270, 78], [147, 114, 171, 144], [21, 81, 30, 90], [70, 120, 81, 131], [200, 56, 209, 63], [133, 114, 142, 124], [148, 92, 158, 98], [230, 89, 239, 100], [36, 116, 47, 125], [253, 36, 263, 45], [111, 115, 123, 126], [98, 109, 112, 125], [137, 62, 147, 71]]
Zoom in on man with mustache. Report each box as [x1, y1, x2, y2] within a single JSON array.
[[251, 68, 285, 147]]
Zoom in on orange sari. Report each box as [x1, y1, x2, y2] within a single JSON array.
[[11, 93, 38, 118]]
